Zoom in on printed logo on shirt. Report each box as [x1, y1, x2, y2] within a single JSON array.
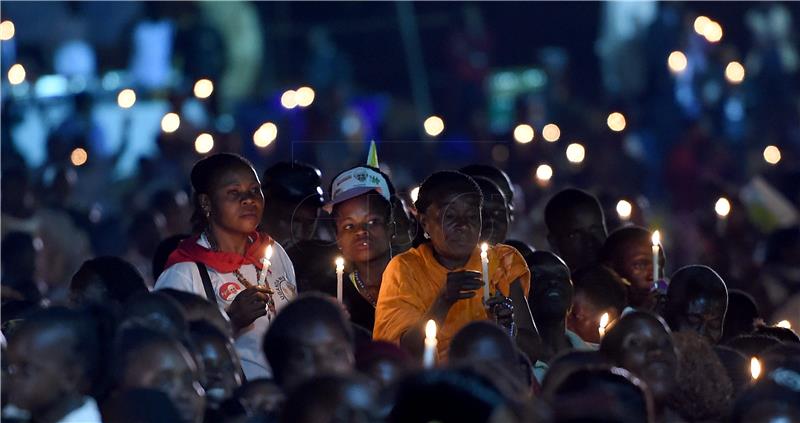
[[275, 275, 295, 301], [219, 282, 243, 301]]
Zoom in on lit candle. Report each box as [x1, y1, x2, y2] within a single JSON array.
[[651, 231, 661, 284], [776, 320, 792, 329], [715, 197, 731, 234], [750, 357, 761, 380], [480, 243, 490, 302], [335, 257, 345, 302], [258, 245, 273, 287], [598, 312, 610, 337], [423, 319, 437, 368]]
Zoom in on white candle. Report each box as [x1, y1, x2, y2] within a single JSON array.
[[651, 231, 661, 284], [750, 357, 761, 380], [258, 245, 273, 286], [598, 312, 610, 337], [423, 319, 437, 368], [335, 257, 345, 302], [480, 243, 490, 302]]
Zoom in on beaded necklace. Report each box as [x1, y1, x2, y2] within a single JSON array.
[[350, 270, 378, 307]]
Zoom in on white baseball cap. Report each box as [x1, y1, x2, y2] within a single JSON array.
[[326, 166, 391, 212]]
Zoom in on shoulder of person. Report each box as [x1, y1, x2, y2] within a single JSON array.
[[154, 262, 201, 291]]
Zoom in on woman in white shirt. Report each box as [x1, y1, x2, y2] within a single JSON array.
[[155, 153, 296, 379]]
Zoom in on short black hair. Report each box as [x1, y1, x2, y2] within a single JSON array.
[[158, 288, 232, 338], [262, 294, 353, 386], [121, 292, 188, 338], [70, 256, 148, 305], [101, 388, 183, 423], [449, 321, 517, 364], [752, 325, 800, 344], [471, 176, 507, 206], [112, 326, 192, 387], [665, 265, 728, 330], [600, 226, 652, 266], [459, 164, 514, 205], [549, 367, 652, 423], [572, 265, 628, 315], [600, 311, 672, 360], [724, 334, 782, 357], [722, 289, 760, 342], [152, 234, 190, 281], [414, 170, 483, 214], [544, 188, 604, 233], [190, 153, 256, 233]]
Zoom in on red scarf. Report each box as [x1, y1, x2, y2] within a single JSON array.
[[164, 232, 273, 273]]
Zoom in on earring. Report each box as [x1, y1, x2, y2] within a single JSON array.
[[424, 232, 430, 239]]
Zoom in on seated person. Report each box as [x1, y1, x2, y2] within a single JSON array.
[[567, 264, 627, 344], [664, 265, 729, 344]]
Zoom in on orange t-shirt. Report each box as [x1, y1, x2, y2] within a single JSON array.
[[373, 242, 530, 358]]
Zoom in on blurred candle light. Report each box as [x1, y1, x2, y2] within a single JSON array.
[[480, 243, 490, 302], [253, 122, 278, 148], [776, 320, 791, 329], [410, 186, 420, 204], [542, 124, 560, 142], [117, 89, 136, 109], [598, 313, 610, 337], [693, 16, 711, 35], [616, 200, 633, 220], [193, 79, 214, 99], [652, 231, 661, 282], [668, 51, 688, 74], [566, 143, 586, 164], [70, 148, 88, 167], [750, 357, 761, 380], [281, 90, 298, 109], [423, 320, 438, 368], [725, 61, 745, 84], [335, 257, 345, 302], [536, 164, 553, 182], [513, 124, 534, 144], [763, 145, 781, 165], [161, 113, 181, 133], [424, 116, 444, 137], [7, 63, 25, 85], [607, 112, 627, 132], [715, 197, 731, 218], [0, 20, 15, 41], [195, 133, 214, 154], [295, 86, 315, 107], [704, 21, 723, 43]]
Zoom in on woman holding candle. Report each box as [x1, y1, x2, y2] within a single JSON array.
[[155, 153, 297, 380], [374, 170, 536, 361]]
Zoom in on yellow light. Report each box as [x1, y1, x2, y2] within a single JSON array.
[[194, 133, 214, 154], [295, 86, 315, 107], [598, 312, 610, 336], [410, 186, 420, 204], [566, 143, 586, 164], [253, 122, 278, 148], [668, 51, 688, 74], [652, 230, 661, 247], [117, 89, 136, 109], [481, 242, 489, 254], [70, 148, 88, 167], [750, 357, 761, 380], [513, 124, 534, 143], [704, 21, 723, 43], [0, 20, 15, 41], [535, 164, 553, 181], [425, 319, 437, 340], [424, 115, 444, 137], [160, 113, 181, 133], [616, 200, 633, 220], [7, 63, 25, 85], [607, 112, 627, 132], [715, 197, 731, 218], [265, 245, 274, 260], [725, 61, 745, 84], [694, 16, 711, 36], [776, 320, 791, 329], [763, 145, 781, 165], [281, 90, 298, 109], [193, 79, 214, 99], [335, 256, 345, 271], [542, 123, 560, 142]]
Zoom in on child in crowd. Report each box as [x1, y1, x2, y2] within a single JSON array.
[[567, 264, 627, 344]]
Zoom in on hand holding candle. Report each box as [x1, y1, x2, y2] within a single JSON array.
[[480, 243, 490, 302], [258, 245, 274, 287], [423, 319, 438, 368], [335, 257, 345, 302], [651, 230, 661, 285]]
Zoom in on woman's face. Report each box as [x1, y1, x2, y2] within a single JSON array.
[[122, 342, 206, 423], [204, 166, 264, 236], [616, 319, 678, 402], [420, 193, 482, 263], [195, 337, 242, 408], [335, 194, 391, 265]]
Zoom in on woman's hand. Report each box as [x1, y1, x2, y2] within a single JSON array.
[[228, 286, 271, 331], [486, 290, 516, 336], [440, 270, 483, 305]]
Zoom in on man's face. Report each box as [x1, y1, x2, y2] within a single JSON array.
[[530, 261, 573, 320], [548, 207, 607, 271], [282, 321, 354, 391], [671, 294, 727, 344]]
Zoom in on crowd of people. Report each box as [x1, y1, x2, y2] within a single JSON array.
[[1, 146, 798, 423]]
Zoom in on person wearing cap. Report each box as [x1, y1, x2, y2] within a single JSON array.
[[328, 164, 397, 332], [261, 161, 325, 249]]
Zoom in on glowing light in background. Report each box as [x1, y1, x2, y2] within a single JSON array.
[[424, 116, 444, 137], [195, 133, 214, 154], [161, 113, 181, 133], [281, 90, 298, 109], [715, 197, 731, 218], [117, 89, 136, 108], [607, 112, 627, 132], [0, 20, 15, 41], [513, 124, 534, 144], [7, 63, 25, 85], [193, 79, 214, 99], [704, 21, 723, 43], [693, 16, 711, 35], [542, 124, 560, 142], [253, 122, 278, 148], [70, 148, 88, 166], [616, 200, 633, 220], [750, 357, 761, 380], [296, 86, 315, 107], [725, 61, 745, 84], [566, 143, 586, 164], [668, 51, 688, 74], [763, 146, 781, 165], [535, 164, 553, 182]]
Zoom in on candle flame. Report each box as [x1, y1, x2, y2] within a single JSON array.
[[335, 256, 345, 270], [751, 357, 761, 380], [599, 313, 610, 336], [652, 230, 661, 246], [265, 245, 274, 260], [425, 319, 437, 339], [481, 243, 489, 253], [776, 320, 792, 329]]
